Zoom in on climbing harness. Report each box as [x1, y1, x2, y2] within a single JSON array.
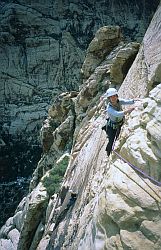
[[107, 118, 124, 129], [112, 139, 161, 187], [102, 118, 124, 133]]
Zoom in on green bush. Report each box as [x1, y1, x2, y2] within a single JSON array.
[[42, 155, 69, 196]]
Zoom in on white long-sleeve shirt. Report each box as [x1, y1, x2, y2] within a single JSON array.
[[106, 98, 134, 123]]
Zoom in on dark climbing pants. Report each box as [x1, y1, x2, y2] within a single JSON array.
[[106, 125, 122, 156]]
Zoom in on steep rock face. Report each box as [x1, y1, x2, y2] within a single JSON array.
[[119, 2, 161, 98], [120, 85, 161, 181], [1, 2, 161, 250]]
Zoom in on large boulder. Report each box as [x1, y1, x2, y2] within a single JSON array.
[[81, 26, 121, 79]]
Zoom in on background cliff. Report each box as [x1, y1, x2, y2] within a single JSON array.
[[1, 1, 161, 250]]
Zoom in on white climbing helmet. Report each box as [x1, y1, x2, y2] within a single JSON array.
[[106, 88, 118, 97]]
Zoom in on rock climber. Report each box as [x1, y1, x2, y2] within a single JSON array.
[[101, 87, 138, 156]]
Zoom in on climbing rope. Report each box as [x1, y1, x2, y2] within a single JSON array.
[[112, 139, 161, 187]]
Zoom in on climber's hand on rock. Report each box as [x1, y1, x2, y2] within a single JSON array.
[[124, 107, 135, 114]]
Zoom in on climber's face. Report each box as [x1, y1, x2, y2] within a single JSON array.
[[109, 94, 118, 105]]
